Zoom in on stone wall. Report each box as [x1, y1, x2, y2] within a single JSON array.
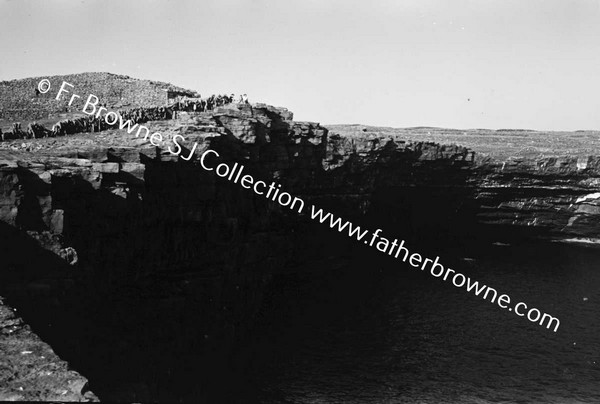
[[0, 72, 198, 122]]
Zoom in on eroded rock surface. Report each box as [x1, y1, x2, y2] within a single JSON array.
[[0, 297, 97, 402], [327, 124, 600, 240]]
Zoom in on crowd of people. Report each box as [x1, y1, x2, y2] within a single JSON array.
[[170, 93, 249, 113], [0, 93, 250, 141], [0, 122, 51, 140], [51, 116, 104, 136], [1, 115, 122, 140], [118, 106, 172, 124]]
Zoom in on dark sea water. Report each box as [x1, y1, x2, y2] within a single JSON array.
[[243, 241, 600, 404]]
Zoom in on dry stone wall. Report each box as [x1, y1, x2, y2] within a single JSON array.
[[0, 72, 197, 122]]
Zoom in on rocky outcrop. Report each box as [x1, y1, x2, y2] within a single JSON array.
[[326, 124, 600, 241]]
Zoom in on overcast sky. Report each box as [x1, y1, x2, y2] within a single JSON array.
[[1, 0, 599, 130]]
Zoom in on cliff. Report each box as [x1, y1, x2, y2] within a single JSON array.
[[0, 102, 329, 400], [1, 79, 599, 399]]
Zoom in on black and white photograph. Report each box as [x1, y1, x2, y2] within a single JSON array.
[[1, 0, 599, 402]]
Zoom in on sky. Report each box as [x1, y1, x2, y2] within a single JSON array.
[[1, 0, 599, 131]]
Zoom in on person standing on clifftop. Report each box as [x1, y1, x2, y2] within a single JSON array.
[[27, 123, 36, 139]]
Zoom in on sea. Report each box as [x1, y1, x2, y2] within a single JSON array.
[[239, 240, 600, 404]]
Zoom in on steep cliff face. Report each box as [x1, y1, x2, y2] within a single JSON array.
[[0, 103, 325, 282], [3, 104, 600, 304], [470, 155, 600, 240], [325, 125, 600, 241], [1, 103, 599, 400]]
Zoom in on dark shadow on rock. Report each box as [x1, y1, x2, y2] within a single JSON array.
[[0, 158, 284, 402], [15, 168, 50, 230]]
